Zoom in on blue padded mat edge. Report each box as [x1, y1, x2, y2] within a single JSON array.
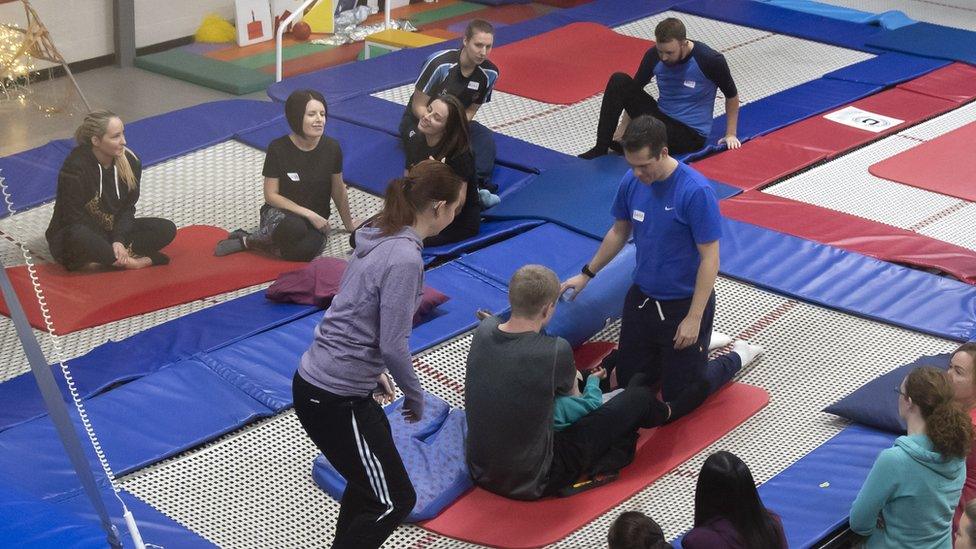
[[865, 22, 976, 65]]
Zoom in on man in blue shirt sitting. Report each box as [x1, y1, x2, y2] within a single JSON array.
[[563, 114, 723, 401], [579, 17, 740, 159]]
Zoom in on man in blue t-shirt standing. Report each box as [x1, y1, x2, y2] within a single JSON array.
[[563, 115, 722, 401], [579, 17, 740, 159]]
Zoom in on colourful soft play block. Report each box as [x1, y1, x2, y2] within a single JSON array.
[[367, 29, 448, 49]]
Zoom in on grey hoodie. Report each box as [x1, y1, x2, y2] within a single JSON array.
[[298, 226, 425, 418]]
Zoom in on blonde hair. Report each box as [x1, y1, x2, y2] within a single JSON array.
[[75, 109, 137, 191], [508, 265, 560, 318]]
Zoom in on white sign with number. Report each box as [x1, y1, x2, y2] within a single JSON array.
[[823, 106, 904, 133]]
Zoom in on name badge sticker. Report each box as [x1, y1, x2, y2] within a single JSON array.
[[632, 210, 645, 222], [287, 172, 300, 182], [467, 81, 480, 90], [683, 80, 696, 88]]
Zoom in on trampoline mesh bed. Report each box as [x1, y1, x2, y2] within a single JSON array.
[[763, 101, 976, 251], [372, 12, 875, 155]]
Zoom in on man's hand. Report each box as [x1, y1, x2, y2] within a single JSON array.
[[673, 314, 702, 350], [373, 372, 395, 406], [560, 274, 591, 301], [719, 135, 741, 150]]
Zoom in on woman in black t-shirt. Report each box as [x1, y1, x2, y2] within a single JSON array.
[[404, 94, 480, 247], [46, 110, 176, 271], [215, 89, 357, 261]]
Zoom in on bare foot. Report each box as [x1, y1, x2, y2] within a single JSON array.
[[117, 256, 153, 270]]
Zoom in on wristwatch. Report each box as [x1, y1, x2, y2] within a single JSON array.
[[581, 264, 596, 278]]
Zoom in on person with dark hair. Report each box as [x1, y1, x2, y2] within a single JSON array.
[[851, 366, 973, 548], [579, 17, 739, 159], [950, 343, 976, 532], [47, 109, 176, 271], [292, 160, 465, 549], [683, 451, 787, 548], [956, 499, 976, 549], [215, 89, 357, 261], [404, 94, 481, 246], [562, 115, 725, 403], [399, 19, 499, 189], [608, 511, 673, 549]]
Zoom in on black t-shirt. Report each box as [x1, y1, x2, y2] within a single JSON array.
[[414, 49, 500, 108], [404, 132, 480, 246], [262, 135, 343, 218]]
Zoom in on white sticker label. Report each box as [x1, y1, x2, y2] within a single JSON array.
[[287, 172, 300, 181], [632, 210, 645, 222], [683, 79, 696, 89], [823, 106, 904, 133], [467, 81, 480, 90]]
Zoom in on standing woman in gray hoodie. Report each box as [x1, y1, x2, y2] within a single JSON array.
[[292, 160, 465, 549]]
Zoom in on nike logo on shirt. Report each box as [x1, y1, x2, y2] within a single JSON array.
[[665, 206, 674, 211]]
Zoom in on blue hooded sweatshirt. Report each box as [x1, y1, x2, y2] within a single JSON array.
[[850, 433, 965, 548], [298, 226, 426, 419]]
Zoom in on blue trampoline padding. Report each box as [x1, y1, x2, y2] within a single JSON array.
[[755, 0, 914, 30], [458, 223, 601, 287], [824, 353, 950, 434], [824, 52, 949, 86], [0, 291, 316, 433], [547, 244, 635, 348], [493, 132, 582, 174], [707, 78, 882, 145], [422, 219, 544, 265], [865, 22, 976, 65], [0, 478, 108, 548], [720, 218, 976, 342], [757, 424, 896, 549], [677, 0, 884, 52], [0, 138, 72, 217], [560, 0, 682, 27], [313, 393, 471, 522], [0, 359, 272, 501], [469, 0, 530, 4]]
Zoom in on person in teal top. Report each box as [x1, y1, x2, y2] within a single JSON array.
[[850, 366, 974, 548], [554, 367, 608, 431]]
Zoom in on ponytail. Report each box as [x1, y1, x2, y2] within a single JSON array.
[[905, 366, 973, 459], [375, 159, 463, 236], [75, 109, 137, 191]]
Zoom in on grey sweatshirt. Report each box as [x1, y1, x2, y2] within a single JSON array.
[[298, 226, 426, 418]]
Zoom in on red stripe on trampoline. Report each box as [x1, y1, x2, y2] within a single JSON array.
[[908, 201, 970, 232], [735, 300, 799, 341], [413, 358, 465, 396]]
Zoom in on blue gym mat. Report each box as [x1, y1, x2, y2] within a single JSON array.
[[422, 219, 544, 265], [824, 52, 948, 86], [0, 100, 283, 218], [755, 0, 914, 30], [865, 22, 976, 65], [0, 290, 316, 433], [561, 0, 681, 28]]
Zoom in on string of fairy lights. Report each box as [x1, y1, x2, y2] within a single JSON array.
[[0, 23, 35, 102]]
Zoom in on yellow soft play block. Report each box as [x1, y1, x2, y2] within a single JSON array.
[[305, 0, 334, 34], [367, 29, 446, 49]]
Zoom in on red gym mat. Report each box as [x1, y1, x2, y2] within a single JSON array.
[[897, 63, 976, 104], [721, 192, 976, 284], [491, 22, 652, 104], [422, 383, 769, 548], [0, 225, 305, 334], [869, 121, 976, 203], [692, 138, 827, 191]]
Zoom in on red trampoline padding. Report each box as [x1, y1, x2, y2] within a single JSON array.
[[691, 138, 826, 191], [897, 63, 976, 104], [721, 192, 976, 284], [765, 87, 956, 157], [491, 22, 652, 104], [870, 121, 976, 203], [422, 383, 769, 549], [0, 225, 305, 334], [572, 341, 616, 371]]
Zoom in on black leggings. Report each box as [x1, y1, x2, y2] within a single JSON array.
[[293, 372, 415, 549], [270, 214, 325, 262], [595, 72, 707, 155], [47, 218, 176, 270]]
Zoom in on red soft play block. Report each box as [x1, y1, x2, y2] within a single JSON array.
[[492, 22, 652, 104], [691, 138, 827, 191], [0, 225, 305, 334], [897, 63, 976, 104], [422, 383, 769, 548], [721, 192, 976, 284], [764, 87, 957, 157], [870, 121, 976, 203]]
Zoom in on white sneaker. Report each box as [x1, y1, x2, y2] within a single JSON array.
[[732, 340, 764, 367], [709, 331, 732, 351]]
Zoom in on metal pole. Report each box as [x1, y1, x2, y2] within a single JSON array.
[[275, 0, 317, 82], [0, 265, 123, 548], [113, 0, 135, 67]]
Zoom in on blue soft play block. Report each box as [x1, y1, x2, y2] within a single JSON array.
[[0, 291, 316, 433], [757, 424, 896, 549], [720, 218, 976, 342], [0, 359, 272, 501], [313, 393, 471, 522], [458, 223, 601, 286], [422, 219, 544, 265], [824, 353, 950, 434], [866, 22, 976, 65], [824, 52, 948, 86]]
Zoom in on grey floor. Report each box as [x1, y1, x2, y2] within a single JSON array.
[[1, 65, 269, 158]]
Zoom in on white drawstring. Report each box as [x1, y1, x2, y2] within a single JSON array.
[[655, 301, 665, 321], [637, 297, 650, 309], [96, 163, 121, 200]]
